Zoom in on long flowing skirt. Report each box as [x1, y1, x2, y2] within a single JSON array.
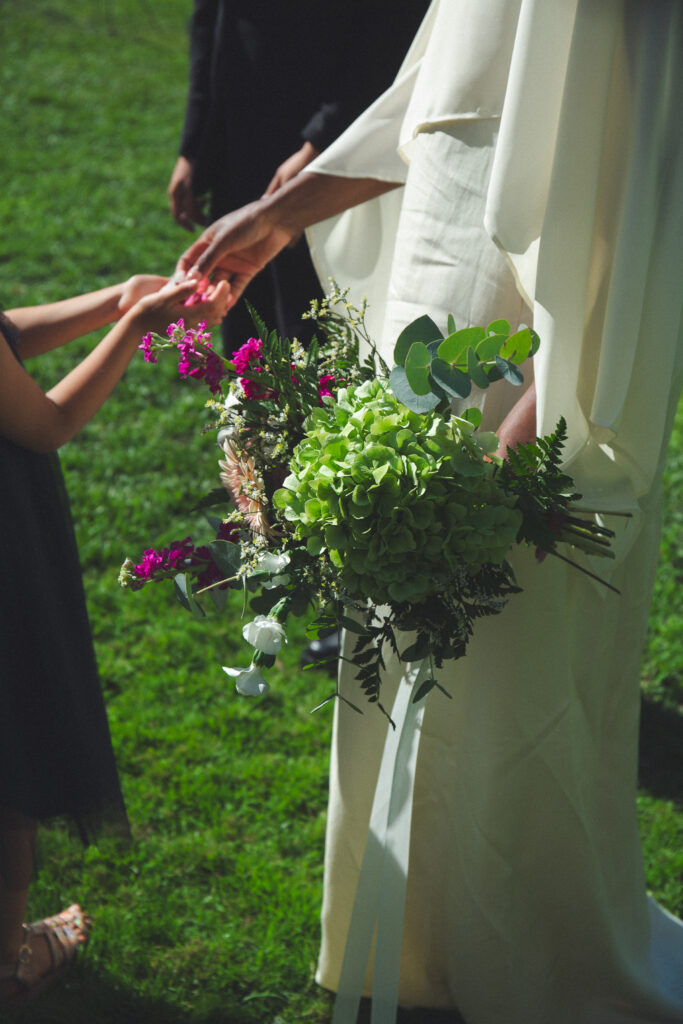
[[316, 126, 683, 1023]]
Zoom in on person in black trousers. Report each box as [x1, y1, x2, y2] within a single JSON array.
[[168, 0, 427, 353]]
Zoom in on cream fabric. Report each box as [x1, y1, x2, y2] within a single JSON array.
[[307, 0, 683, 1020]]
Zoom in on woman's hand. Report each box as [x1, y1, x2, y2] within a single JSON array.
[[175, 199, 294, 308], [174, 171, 399, 306]]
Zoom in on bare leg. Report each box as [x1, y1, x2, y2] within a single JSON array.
[[0, 808, 35, 953], [0, 811, 87, 997]]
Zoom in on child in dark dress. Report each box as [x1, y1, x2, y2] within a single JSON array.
[[0, 271, 229, 1003]]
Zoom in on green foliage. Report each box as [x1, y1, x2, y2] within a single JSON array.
[[392, 314, 539, 413]]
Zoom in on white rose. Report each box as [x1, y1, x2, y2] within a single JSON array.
[[242, 615, 287, 655], [222, 664, 270, 696]]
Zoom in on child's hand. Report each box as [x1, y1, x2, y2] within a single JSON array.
[[128, 278, 231, 335], [118, 274, 170, 315]]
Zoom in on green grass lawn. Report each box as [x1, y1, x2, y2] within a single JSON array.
[[1, 3, 681, 1022]]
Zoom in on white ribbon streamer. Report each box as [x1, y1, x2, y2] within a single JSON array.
[[332, 659, 429, 1024]]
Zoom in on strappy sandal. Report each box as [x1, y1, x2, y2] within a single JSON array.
[[0, 904, 91, 1004]]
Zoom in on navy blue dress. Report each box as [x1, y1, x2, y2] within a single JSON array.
[[0, 315, 128, 855]]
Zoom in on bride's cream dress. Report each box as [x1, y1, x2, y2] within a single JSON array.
[[306, 1, 683, 1022]]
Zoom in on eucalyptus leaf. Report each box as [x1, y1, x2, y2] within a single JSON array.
[[485, 363, 504, 383], [476, 333, 507, 362], [466, 346, 490, 389], [430, 358, 472, 399], [462, 406, 483, 429], [495, 355, 524, 385], [405, 341, 433, 395], [529, 327, 541, 357], [394, 314, 443, 366], [487, 317, 510, 335], [447, 313, 457, 335], [501, 328, 532, 365], [389, 365, 440, 413], [438, 326, 484, 365]]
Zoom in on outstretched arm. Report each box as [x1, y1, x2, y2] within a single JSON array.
[[176, 171, 400, 308], [7, 275, 170, 358], [0, 277, 230, 454]]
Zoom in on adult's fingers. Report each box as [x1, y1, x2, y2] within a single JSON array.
[[175, 235, 211, 279]]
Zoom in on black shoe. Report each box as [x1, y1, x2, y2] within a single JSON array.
[[300, 632, 339, 675]]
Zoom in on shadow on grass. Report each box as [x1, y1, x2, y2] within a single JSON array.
[[2, 972, 470, 1024], [639, 695, 683, 804], [4, 964, 274, 1024]]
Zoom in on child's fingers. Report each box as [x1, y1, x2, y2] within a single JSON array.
[[207, 280, 231, 307], [160, 277, 201, 299]]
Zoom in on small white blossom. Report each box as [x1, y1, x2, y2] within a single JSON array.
[[256, 551, 291, 574], [222, 664, 270, 696], [242, 615, 287, 655]]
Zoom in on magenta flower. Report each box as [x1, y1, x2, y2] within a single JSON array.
[[239, 374, 271, 400], [176, 324, 226, 394], [132, 536, 195, 584], [138, 333, 157, 363], [183, 277, 211, 307], [232, 337, 263, 373], [318, 374, 336, 399]]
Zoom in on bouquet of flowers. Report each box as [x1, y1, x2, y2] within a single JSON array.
[[120, 283, 618, 721]]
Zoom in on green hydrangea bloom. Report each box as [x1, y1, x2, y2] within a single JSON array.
[[273, 379, 522, 605]]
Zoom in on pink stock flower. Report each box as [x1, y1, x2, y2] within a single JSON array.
[[133, 536, 195, 584], [176, 323, 226, 394], [183, 278, 212, 307], [232, 337, 263, 373], [138, 333, 157, 363], [318, 374, 336, 399], [130, 522, 240, 590], [239, 374, 272, 401]]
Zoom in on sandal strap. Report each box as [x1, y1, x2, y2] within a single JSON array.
[[0, 924, 36, 988], [30, 906, 87, 972], [0, 906, 89, 1001]]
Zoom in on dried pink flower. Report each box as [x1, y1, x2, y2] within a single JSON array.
[[219, 438, 276, 538]]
